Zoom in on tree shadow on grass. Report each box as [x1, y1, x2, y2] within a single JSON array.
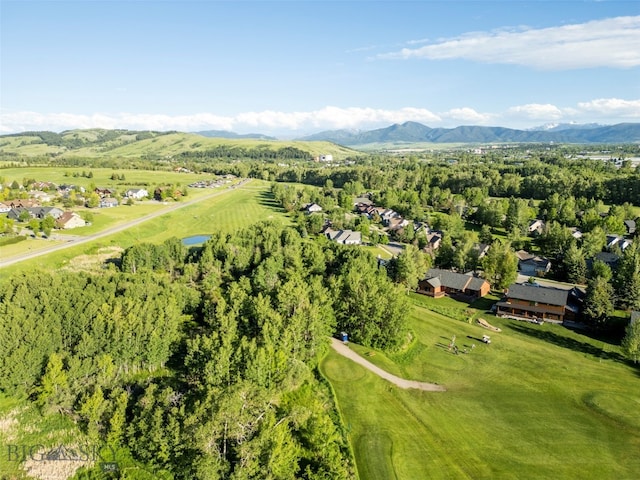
[[256, 190, 287, 213], [506, 323, 625, 362], [469, 296, 497, 311], [563, 323, 623, 348]]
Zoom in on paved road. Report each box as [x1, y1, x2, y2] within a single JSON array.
[[0, 179, 252, 268], [330, 338, 446, 392]]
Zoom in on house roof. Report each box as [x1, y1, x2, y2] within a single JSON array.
[[625, 219, 636, 233], [515, 250, 535, 261], [423, 268, 488, 292], [519, 256, 551, 268], [56, 211, 83, 225], [504, 283, 569, 306]]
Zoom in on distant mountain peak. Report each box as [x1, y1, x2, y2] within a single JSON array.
[[296, 122, 639, 146]]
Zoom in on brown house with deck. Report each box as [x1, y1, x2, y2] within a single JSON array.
[[495, 283, 582, 323], [418, 269, 490, 299]]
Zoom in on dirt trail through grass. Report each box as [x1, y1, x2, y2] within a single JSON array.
[[330, 338, 446, 392]]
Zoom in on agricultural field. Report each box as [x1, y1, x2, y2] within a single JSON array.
[[322, 293, 640, 480]]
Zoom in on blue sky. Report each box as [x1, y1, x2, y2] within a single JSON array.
[[1, 0, 639, 135]]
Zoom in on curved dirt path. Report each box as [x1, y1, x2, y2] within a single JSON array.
[[330, 338, 446, 392]]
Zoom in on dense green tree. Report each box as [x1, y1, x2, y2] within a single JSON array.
[[621, 318, 640, 364], [584, 276, 614, 326], [563, 244, 587, 284], [481, 240, 518, 290], [613, 243, 640, 310]]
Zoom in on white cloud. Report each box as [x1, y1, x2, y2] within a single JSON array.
[[0, 99, 637, 135], [506, 104, 564, 120], [0, 107, 441, 134], [576, 98, 640, 118], [379, 16, 640, 69], [442, 107, 493, 124]]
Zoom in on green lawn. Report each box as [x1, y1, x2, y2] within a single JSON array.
[[0, 166, 212, 190], [321, 293, 640, 479]]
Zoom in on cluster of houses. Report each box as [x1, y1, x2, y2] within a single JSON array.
[[418, 267, 584, 324], [188, 177, 234, 189], [0, 201, 86, 229], [0, 183, 152, 232]]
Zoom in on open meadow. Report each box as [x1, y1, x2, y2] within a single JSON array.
[[322, 293, 640, 480]]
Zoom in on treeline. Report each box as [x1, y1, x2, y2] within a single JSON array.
[[0, 223, 414, 478], [180, 145, 311, 161]]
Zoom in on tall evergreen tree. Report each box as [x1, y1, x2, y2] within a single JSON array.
[[584, 276, 614, 326]]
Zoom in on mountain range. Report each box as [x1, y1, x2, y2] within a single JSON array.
[[294, 121, 640, 146], [196, 130, 277, 140]]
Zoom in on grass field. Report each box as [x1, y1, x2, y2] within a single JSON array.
[[0, 180, 291, 276], [321, 293, 640, 480], [0, 166, 214, 190]]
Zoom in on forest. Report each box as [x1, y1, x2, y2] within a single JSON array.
[[0, 222, 412, 479]]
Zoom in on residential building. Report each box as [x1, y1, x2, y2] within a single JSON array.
[[516, 250, 552, 276], [99, 197, 119, 208], [56, 212, 86, 229], [124, 188, 149, 200], [495, 283, 582, 323], [304, 203, 323, 213], [417, 268, 490, 299], [324, 228, 362, 245]]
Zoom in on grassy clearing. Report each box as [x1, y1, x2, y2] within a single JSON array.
[[321, 293, 640, 479]]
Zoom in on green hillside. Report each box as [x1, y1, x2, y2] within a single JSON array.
[[0, 129, 356, 160]]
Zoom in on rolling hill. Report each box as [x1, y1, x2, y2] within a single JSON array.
[[0, 129, 356, 159]]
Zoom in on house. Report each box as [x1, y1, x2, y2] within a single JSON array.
[[95, 187, 115, 198], [56, 211, 86, 229], [624, 219, 636, 236], [528, 219, 545, 235], [606, 234, 632, 251], [29, 207, 64, 220], [425, 231, 443, 252], [124, 188, 149, 200], [353, 197, 373, 206], [7, 208, 29, 221], [473, 243, 491, 259], [324, 228, 362, 245], [99, 197, 119, 208], [380, 209, 400, 225], [303, 203, 323, 213], [588, 251, 620, 270], [7, 207, 63, 221], [0, 203, 10, 214], [569, 227, 583, 240], [2, 199, 40, 209], [516, 251, 552, 276], [28, 190, 53, 202], [495, 283, 582, 323], [417, 268, 490, 299], [387, 217, 410, 232], [631, 311, 640, 325]]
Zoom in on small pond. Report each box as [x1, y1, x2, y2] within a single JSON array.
[[182, 234, 212, 246]]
